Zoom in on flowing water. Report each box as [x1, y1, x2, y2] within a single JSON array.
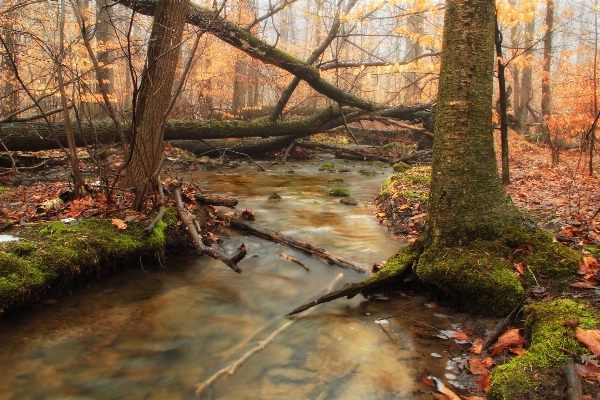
[[0, 157, 468, 399]]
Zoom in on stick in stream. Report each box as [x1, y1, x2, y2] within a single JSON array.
[[220, 213, 368, 273], [171, 181, 246, 273], [281, 252, 310, 270], [193, 273, 345, 397]]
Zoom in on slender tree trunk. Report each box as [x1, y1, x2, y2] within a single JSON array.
[[425, 0, 517, 245], [94, 0, 116, 119], [518, 18, 535, 129], [496, 13, 510, 184], [125, 0, 188, 209], [541, 0, 554, 150]]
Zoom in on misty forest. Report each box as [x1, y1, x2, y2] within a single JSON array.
[[1, 0, 600, 398]]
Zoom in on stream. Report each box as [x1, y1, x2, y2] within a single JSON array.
[[0, 156, 472, 399]]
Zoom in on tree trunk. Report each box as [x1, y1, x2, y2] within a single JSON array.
[[541, 0, 554, 145], [124, 0, 187, 208], [518, 18, 535, 129], [425, 0, 518, 245]]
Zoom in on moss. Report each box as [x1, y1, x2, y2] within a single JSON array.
[[0, 212, 173, 311], [416, 241, 525, 315], [392, 162, 411, 172], [362, 242, 423, 285], [328, 178, 345, 183], [340, 197, 357, 205], [328, 187, 351, 197], [583, 243, 600, 257], [338, 168, 351, 173], [318, 163, 336, 172], [268, 192, 282, 200], [488, 299, 600, 399], [359, 170, 377, 176]]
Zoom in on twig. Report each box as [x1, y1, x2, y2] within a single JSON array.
[[282, 139, 295, 163], [563, 358, 583, 400], [0, 140, 17, 171], [481, 300, 524, 351], [143, 182, 165, 236], [193, 273, 345, 397], [281, 252, 310, 271]]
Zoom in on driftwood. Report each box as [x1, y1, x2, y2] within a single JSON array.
[[221, 213, 368, 273], [481, 300, 524, 351], [194, 193, 238, 208], [295, 141, 394, 163], [193, 273, 345, 397], [281, 252, 310, 271], [393, 149, 433, 164], [563, 358, 583, 400], [171, 181, 246, 273]]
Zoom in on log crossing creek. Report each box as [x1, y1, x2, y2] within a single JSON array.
[[0, 155, 471, 399]]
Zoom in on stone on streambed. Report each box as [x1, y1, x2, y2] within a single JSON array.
[[340, 197, 357, 206], [268, 193, 282, 200]]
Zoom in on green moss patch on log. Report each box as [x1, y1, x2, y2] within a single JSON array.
[[0, 209, 178, 312], [488, 299, 600, 399]]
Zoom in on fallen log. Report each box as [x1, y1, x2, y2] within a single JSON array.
[[194, 193, 238, 208], [171, 181, 246, 273], [220, 213, 368, 273], [393, 149, 433, 164], [295, 141, 394, 163]]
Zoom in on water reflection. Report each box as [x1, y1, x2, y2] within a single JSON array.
[[0, 158, 455, 399]]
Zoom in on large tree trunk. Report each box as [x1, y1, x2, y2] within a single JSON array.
[[425, 0, 518, 245], [125, 0, 187, 208]]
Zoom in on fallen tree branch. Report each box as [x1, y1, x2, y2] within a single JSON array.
[[172, 181, 246, 273], [481, 300, 524, 351], [221, 213, 368, 273], [194, 193, 238, 208], [143, 182, 166, 236], [295, 141, 394, 163], [393, 149, 433, 164], [281, 252, 309, 271], [562, 358, 583, 400], [193, 273, 344, 397]]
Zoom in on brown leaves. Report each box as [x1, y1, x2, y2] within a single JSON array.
[[111, 218, 127, 230], [490, 329, 526, 356], [563, 318, 579, 328], [508, 243, 533, 262], [469, 358, 492, 375], [578, 257, 600, 279], [576, 327, 600, 356]]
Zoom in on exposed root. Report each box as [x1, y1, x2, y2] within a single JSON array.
[[171, 180, 246, 273]]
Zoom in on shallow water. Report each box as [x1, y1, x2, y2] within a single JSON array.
[[0, 157, 464, 399]]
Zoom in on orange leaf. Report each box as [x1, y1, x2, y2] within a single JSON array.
[[575, 362, 600, 379], [469, 358, 489, 375], [576, 327, 600, 356], [491, 329, 526, 356], [514, 262, 524, 275], [421, 375, 436, 387], [111, 218, 127, 230], [470, 338, 483, 354], [475, 371, 491, 392]]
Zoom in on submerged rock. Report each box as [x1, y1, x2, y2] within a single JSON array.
[[268, 193, 282, 200], [340, 197, 358, 206]]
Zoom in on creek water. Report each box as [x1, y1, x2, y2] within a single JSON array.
[[0, 157, 467, 399]]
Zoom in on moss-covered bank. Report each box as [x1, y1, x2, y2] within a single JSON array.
[[0, 208, 184, 314], [488, 299, 600, 399]]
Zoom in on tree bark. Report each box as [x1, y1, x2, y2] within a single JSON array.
[[124, 0, 188, 209], [0, 104, 430, 152], [425, 0, 518, 245]]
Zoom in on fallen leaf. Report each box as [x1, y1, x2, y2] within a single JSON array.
[[570, 281, 597, 289], [491, 329, 526, 356], [514, 262, 525, 275], [422, 375, 436, 387], [563, 318, 579, 328], [475, 371, 491, 392], [508, 243, 534, 262], [469, 358, 490, 375], [42, 299, 57, 305], [439, 330, 470, 341], [470, 338, 483, 354], [432, 394, 450, 400], [111, 218, 127, 230], [581, 354, 600, 367], [575, 362, 600, 379], [576, 327, 600, 356]]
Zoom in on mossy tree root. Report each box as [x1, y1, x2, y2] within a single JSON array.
[[171, 181, 246, 273]]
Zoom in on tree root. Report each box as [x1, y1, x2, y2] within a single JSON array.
[[194, 193, 238, 208], [171, 181, 246, 273], [220, 213, 368, 273], [193, 273, 345, 397]]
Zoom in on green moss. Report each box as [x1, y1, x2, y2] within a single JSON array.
[[0, 211, 173, 311], [328, 187, 351, 197], [340, 197, 357, 205], [338, 168, 351, 173], [392, 162, 411, 172], [362, 242, 423, 285], [416, 241, 525, 315], [583, 244, 600, 257], [318, 163, 336, 172], [328, 178, 345, 183], [359, 170, 377, 176], [488, 299, 600, 399]]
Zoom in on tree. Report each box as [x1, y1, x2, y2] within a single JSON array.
[[288, 0, 581, 318], [124, 0, 188, 209]]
